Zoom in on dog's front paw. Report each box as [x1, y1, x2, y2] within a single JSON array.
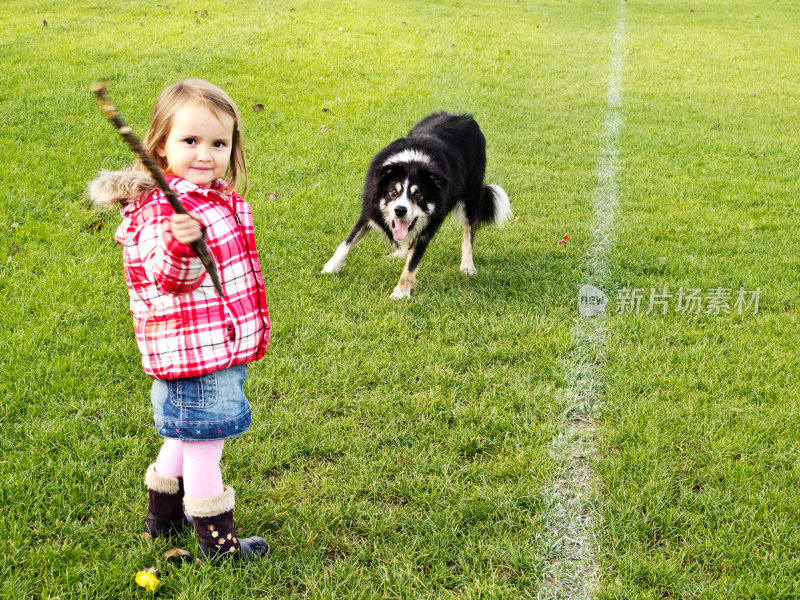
[[388, 248, 409, 260], [322, 243, 350, 274], [460, 265, 478, 276], [322, 255, 346, 274], [390, 286, 412, 300], [321, 260, 342, 274]]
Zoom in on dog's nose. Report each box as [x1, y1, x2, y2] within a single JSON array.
[[394, 206, 408, 218]]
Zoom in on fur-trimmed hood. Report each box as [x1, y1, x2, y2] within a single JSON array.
[[87, 169, 157, 210]]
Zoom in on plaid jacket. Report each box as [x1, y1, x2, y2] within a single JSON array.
[[112, 174, 270, 380]]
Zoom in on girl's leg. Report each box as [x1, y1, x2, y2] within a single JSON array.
[[182, 439, 269, 561], [182, 440, 225, 499], [154, 438, 184, 477], [145, 438, 191, 537]]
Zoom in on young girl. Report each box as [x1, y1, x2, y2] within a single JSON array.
[[89, 79, 271, 561]]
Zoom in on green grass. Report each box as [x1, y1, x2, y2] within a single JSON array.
[[595, 2, 800, 598], [1, 0, 798, 598]]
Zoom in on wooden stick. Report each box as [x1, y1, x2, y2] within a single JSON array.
[[91, 81, 225, 298]]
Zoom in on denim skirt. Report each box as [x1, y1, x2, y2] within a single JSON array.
[[151, 364, 252, 440]]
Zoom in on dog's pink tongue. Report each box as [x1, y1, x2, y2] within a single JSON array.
[[393, 220, 410, 241]]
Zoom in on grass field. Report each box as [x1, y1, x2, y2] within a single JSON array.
[[1, 0, 798, 598]]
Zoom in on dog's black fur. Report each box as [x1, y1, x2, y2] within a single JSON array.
[[322, 113, 511, 298]]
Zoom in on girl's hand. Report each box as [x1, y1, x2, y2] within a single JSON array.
[[170, 212, 203, 245]]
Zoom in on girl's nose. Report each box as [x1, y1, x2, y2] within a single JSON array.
[[196, 144, 212, 161]]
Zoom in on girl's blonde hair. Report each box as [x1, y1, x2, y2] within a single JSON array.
[[141, 79, 248, 196]]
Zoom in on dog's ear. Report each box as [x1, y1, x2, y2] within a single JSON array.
[[427, 170, 447, 192], [378, 164, 399, 185]]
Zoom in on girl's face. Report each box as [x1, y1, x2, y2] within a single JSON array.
[[158, 103, 235, 188]]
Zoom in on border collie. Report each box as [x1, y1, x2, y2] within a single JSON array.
[[322, 112, 512, 298]]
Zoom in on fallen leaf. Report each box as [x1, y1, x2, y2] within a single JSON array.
[[265, 193, 280, 200], [252, 104, 264, 112], [81, 218, 105, 233], [320, 125, 328, 133], [163, 547, 193, 564]]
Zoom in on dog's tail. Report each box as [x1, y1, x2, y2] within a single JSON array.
[[480, 184, 513, 227]]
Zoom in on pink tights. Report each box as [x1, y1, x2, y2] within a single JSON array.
[[154, 439, 225, 499]]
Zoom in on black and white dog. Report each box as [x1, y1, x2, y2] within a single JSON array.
[[322, 113, 512, 298]]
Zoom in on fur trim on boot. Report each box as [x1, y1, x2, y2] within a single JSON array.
[[144, 463, 180, 494], [185, 487, 270, 562], [143, 464, 193, 540], [183, 486, 236, 518]]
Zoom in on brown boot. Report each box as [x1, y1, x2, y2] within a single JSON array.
[[184, 487, 269, 561], [144, 464, 193, 539]]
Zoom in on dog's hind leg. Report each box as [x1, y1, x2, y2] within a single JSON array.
[[322, 220, 369, 273], [453, 201, 478, 275], [390, 238, 430, 299], [389, 245, 409, 260], [460, 222, 478, 275]]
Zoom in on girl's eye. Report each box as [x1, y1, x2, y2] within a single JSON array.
[[213, 141, 227, 148], [183, 138, 196, 145]]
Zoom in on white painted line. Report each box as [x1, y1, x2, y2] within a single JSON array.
[[543, 2, 626, 598]]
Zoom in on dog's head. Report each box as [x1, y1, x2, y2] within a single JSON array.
[[377, 153, 445, 243]]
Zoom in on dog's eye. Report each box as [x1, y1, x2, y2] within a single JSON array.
[[413, 192, 422, 200], [390, 189, 399, 198]]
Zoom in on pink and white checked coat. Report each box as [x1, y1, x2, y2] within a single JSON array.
[[90, 171, 270, 379]]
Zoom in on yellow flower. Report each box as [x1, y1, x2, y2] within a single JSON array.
[[135, 571, 161, 592]]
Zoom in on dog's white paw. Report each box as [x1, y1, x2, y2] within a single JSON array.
[[460, 265, 478, 276], [388, 248, 408, 259], [390, 287, 412, 300], [321, 260, 343, 274], [323, 244, 350, 273]]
